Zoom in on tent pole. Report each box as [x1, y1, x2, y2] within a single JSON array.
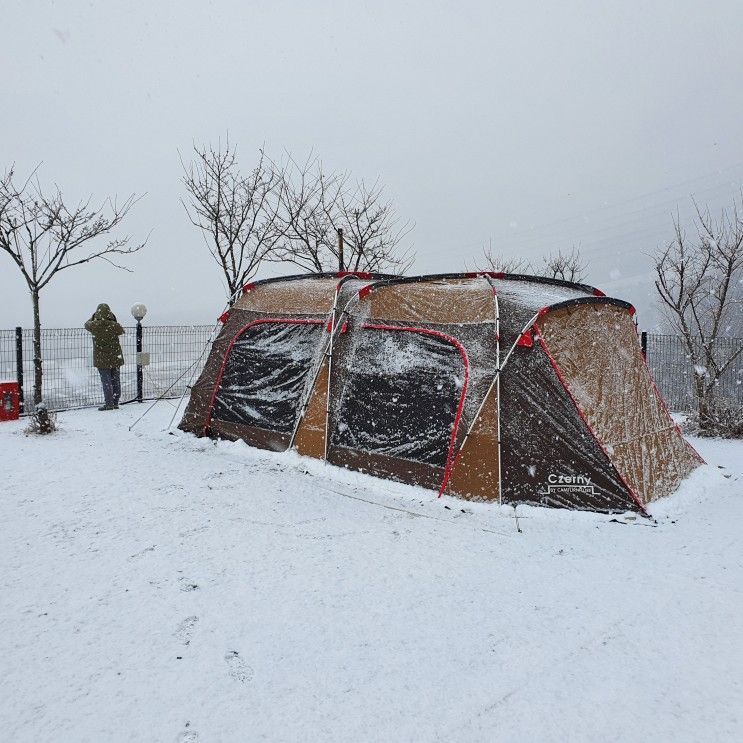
[[486, 276, 503, 506], [456, 311, 541, 459], [288, 281, 344, 451], [286, 278, 362, 458], [439, 275, 502, 502], [322, 293, 360, 463]]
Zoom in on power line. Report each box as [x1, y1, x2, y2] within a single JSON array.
[[488, 184, 743, 264], [493, 177, 743, 252], [490, 160, 743, 244]]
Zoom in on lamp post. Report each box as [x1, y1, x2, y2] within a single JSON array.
[[131, 303, 147, 403]]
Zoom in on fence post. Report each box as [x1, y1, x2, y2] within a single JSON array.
[[136, 320, 143, 403], [15, 327, 24, 413], [641, 331, 647, 359]]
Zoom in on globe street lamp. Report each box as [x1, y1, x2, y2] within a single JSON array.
[[131, 303, 147, 402]]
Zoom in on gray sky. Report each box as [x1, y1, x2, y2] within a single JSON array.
[[2, 0, 743, 329]]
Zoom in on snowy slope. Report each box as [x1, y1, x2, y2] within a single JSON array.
[[0, 405, 741, 742]]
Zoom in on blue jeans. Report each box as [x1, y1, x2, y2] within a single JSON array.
[[98, 368, 121, 407]]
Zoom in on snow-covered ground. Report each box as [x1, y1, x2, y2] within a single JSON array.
[[1, 405, 741, 742]]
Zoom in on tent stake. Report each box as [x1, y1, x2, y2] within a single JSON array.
[[513, 506, 522, 533]]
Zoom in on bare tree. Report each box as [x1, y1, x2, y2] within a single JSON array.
[[0, 165, 144, 405], [273, 155, 412, 274], [181, 139, 283, 299], [654, 199, 743, 433], [478, 243, 531, 273], [541, 247, 587, 283], [270, 155, 341, 272], [476, 243, 587, 282], [333, 180, 413, 273]]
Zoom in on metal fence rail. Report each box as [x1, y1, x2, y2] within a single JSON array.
[[0, 325, 214, 412], [1, 326, 741, 414]]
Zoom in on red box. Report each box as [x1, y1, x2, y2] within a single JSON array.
[[0, 382, 20, 421]]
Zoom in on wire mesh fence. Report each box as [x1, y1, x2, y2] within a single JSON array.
[[0, 325, 741, 414], [0, 324, 215, 412], [644, 334, 743, 414]]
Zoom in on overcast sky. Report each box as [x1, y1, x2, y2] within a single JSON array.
[[2, 0, 743, 329]]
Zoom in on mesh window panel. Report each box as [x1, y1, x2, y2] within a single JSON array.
[[213, 322, 323, 433], [332, 328, 464, 466]]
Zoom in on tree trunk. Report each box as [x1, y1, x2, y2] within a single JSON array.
[[227, 278, 239, 306], [31, 288, 42, 406], [695, 376, 712, 433]]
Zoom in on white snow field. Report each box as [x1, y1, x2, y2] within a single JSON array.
[[1, 406, 741, 742]]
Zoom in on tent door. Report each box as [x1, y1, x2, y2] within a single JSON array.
[[330, 325, 466, 468], [209, 320, 323, 435]]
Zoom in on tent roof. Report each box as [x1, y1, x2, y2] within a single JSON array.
[[355, 273, 634, 329], [231, 271, 634, 324]]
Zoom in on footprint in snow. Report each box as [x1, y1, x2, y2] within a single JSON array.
[[225, 650, 253, 683], [174, 616, 199, 646], [176, 727, 198, 742], [178, 577, 199, 592], [128, 545, 156, 561]]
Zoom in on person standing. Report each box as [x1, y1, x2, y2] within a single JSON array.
[[85, 303, 125, 410]]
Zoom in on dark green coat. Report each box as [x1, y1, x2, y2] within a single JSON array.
[[85, 303, 125, 369]]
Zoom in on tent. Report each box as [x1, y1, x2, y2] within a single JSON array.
[[180, 272, 703, 513]]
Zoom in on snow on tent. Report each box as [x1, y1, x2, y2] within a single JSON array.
[[179, 272, 703, 513]]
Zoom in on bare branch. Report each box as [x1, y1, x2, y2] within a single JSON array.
[[473, 244, 587, 283], [181, 138, 282, 298], [0, 166, 143, 292], [653, 195, 743, 431], [475, 242, 532, 274], [541, 246, 587, 283], [271, 155, 413, 274]]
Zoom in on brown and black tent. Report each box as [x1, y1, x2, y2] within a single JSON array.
[[180, 272, 702, 513]]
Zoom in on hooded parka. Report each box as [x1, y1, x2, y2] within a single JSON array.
[[85, 303, 125, 368]]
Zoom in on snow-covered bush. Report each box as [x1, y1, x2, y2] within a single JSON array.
[[685, 397, 743, 439], [25, 402, 57, 435]]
